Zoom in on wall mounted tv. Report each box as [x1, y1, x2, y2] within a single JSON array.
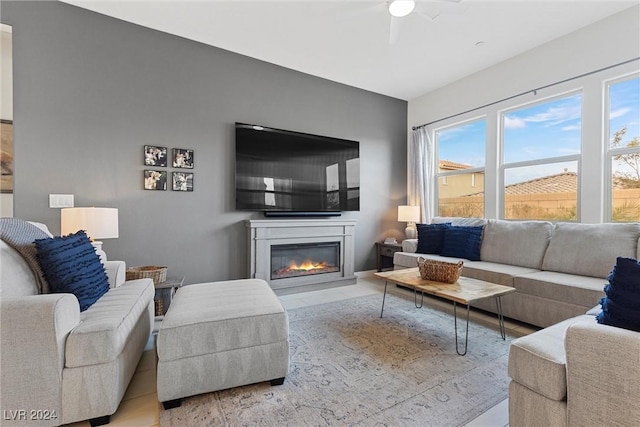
[[235, 123, 360, 216]]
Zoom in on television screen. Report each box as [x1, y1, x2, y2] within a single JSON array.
[[235, 123, 360, 213]]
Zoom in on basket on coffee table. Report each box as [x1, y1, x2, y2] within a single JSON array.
[[126, 266, 167, 285], [416, 257, 463, 284]]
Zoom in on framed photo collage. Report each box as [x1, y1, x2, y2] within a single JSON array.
[[144, 145, 194, 192]]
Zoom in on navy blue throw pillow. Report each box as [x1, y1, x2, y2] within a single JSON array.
[[440, 225, 484, 261], [596, 257, 640, 332], [416, 223, 451, 254], [35, 230, 110, 311]]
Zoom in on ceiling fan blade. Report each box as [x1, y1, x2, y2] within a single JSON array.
[[416, 10, 440, 21], [389, 15, 400, 45]]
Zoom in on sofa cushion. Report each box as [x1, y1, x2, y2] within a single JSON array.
[[64, 278, 154, 367], [542, 222, 640, 278], [35, 231, 110, 311], [460, 261, 538, 287], [508, 315, 594, 401], [416, 223, 450, 254], [393, 252, 536, 287], [597, 257, 640, 332], [480, 219, 553, 269], [514, 271, 606, 308], [440, 225, 484, 261], [432, 217, 487, 227]]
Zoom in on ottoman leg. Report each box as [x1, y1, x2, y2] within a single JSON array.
[[162, 399, 182, 410], [270, 377, 286, 386]]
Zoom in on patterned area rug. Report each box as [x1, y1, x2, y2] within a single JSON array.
[[160, 291, 513, 426]]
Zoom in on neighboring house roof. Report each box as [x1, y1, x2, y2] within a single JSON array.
[[438, 160, 472, 171], [462, 171, 578, 197], [444, 163, 635, 197], [505, 171, 577, 195]]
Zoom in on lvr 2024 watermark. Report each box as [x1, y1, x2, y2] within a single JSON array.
[[3, 409, 58, 421]]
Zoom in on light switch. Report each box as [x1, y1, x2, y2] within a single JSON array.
[[49, 194, 74, 208]]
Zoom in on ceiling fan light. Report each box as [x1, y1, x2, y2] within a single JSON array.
[[388, 0, 415, 18]]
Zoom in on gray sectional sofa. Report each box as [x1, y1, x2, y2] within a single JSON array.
[[393, 217, 640, 328]]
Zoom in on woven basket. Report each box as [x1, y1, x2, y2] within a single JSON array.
[[416, 257, 463, 284], [126, 266, 167, 285]]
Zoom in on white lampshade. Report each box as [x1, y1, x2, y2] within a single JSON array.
[[61, 207, 119, 240], [397, 205, 420, 223]]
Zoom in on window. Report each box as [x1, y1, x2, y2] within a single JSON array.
[[501, 93, 582, 220], [607, 75, 640, 222], [435, 119, 486, 218]]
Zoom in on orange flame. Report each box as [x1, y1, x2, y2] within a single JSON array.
[[288, 259, 328, 271]]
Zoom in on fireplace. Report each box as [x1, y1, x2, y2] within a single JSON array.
[[247, 219, 357, 295], [271, 242, 340, 280]]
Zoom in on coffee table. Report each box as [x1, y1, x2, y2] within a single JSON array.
[[374, 267, 515, 355]]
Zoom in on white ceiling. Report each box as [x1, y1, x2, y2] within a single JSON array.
[[61, 0, 639, 100]]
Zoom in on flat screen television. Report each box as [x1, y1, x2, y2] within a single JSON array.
[[235, 123, 360, 215]]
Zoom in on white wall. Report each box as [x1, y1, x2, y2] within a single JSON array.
[[408, 6, 640, 223]]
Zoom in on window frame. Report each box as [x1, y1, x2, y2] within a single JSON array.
[[604, 72, 640, 222], [499, 90, 583, 221], [434, 116, 487, 218]]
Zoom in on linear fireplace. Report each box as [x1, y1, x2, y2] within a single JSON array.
[[271, 242, 341, 280], [247, 219, 357, 295]]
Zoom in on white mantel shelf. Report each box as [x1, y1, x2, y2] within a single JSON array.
[[246, 219, 357, 295]]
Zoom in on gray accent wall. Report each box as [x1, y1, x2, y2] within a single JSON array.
[[2, 1, 408, 283]]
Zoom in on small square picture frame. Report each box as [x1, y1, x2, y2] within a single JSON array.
[[144, 170, 167, 190], [173, 148, 194, 169], [172, 172, 194, 192], [144, 145, 168, 167]]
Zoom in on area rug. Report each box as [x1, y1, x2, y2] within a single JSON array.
[[160, 291, 513, 426]]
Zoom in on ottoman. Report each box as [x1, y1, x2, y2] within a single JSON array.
[[156, 279, 289, 408]]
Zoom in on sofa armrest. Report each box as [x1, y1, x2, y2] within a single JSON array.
[[105, 260, 126, 288], [402, 239, 418, 253], [565, 319, 640, 426], [0, 294, 80, 424]]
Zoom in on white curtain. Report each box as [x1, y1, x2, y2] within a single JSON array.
[[408, 126, 434, 224]]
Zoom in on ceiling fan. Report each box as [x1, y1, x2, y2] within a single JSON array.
[[384, 0, 464, 44]]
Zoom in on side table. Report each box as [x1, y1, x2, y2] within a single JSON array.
[[375, 242, 403, 271], [154, 276, 185, 319]]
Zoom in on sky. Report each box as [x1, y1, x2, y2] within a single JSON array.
[[436, 76, 640, 186]]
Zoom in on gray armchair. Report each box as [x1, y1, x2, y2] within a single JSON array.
[[0, 221, 154, 426]]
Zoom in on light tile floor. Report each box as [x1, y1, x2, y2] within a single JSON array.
[[66, 274, 537, 426]]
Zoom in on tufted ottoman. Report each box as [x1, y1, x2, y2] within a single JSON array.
[[156, 279, 289, 409]]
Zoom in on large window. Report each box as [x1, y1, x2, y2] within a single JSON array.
[[435, 119, 486, 218], [607, 75, 640, 222], [501, 93, 582, 220]]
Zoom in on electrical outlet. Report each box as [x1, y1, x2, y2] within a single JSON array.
[[49, 194, 74, 208]]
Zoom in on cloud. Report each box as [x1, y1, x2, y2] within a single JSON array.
[[524, 105, 581, 126], [561, 124, 581, 131], [506, 96, 582, 130], [610, 107, 631, 119], [504, 116, 526, 129]]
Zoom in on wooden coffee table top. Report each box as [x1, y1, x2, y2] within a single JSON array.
[[374, 267, 515, 305]]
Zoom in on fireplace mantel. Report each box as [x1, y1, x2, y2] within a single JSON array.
[[246, 219, 357, 295]]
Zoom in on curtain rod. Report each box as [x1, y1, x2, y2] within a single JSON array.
[[412, 57, 640, 131]]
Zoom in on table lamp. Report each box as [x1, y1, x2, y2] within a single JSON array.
[[61, 207, 119, 262], [398, 205, 420, 240]]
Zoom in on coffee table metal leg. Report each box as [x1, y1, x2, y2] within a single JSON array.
[[496, 296, 507, 340], [453, 301, 471, 356], [414, 289, 424, 308], [380, 280, 389, 318]]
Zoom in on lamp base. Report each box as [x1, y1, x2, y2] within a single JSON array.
[[91, 241, 107, 264], [405, 223, 417, 240]]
